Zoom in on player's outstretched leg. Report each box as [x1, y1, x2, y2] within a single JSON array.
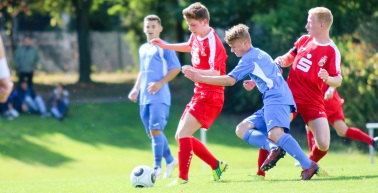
[[260, 147, 286, 171]]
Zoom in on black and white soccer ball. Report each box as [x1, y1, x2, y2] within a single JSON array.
[[130, 165, 156, 188]]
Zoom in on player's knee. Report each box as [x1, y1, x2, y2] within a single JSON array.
[[235, 122, 247, 139], [317, 140, 330, 151], [336, 129, 346, 137], [150, 129, 162, 137]]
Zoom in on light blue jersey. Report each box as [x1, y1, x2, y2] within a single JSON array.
[[138, 41, 181, 106], [228, 47, 296, 108]]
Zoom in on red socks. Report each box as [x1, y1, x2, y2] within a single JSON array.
[[309, 145, 328, 163], [191, 137, 218, 169], [178, 137, 218, 180], [178, 137, 193, 181], [307, 130, 315, 152], [307, 130, 328, 163], [257, 148, 269, 176], [345, 127, 373, 145]]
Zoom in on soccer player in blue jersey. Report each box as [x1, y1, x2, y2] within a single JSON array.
[[128, 15, 181, 179], [183, 24, 320, 180]]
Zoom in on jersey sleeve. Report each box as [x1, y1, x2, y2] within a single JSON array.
[[325, 45, 342, 78], [228, 57, 255, 82], [164, 49, 181, 70], [290, 35, 307, 57]]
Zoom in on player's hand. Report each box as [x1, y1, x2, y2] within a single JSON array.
[[318, 68, 329, 83], [324, 87, 335, 100], [181, 65, 194, 73], [274, 56, 285, 67], [150, 38, 166, 48], [183, 68, 201, 82], [147, 82, 162, 95], [0, 78, 13, 102], [243, 80, 256, 91], [128, 89, 139, 103]]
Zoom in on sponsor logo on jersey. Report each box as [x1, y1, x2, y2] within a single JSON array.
[[318, 56, 328, 67], [192, 52, 200, 65], [297, 54, 312, 72]]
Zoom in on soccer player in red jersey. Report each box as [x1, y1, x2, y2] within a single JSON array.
[[0, 36, 13, 103], [150, 2, 228, 185], [275, 7, 342, 165], [304, 85, 378, 154]]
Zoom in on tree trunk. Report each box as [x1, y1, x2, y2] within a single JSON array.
[[73, 0, 92, 83]]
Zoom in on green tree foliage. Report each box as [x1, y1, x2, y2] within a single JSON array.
[[107, 0, 186, 69]]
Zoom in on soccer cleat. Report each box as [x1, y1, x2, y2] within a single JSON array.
[[167, 178, 188, 186], [373, 137, 378, 151], [254, 174, 265, 181], [154, 167, 162, 179], [301, 162, 319, 180], [212, 160, 228, 181], [164, 158, 178, 178], [260, 147, 286, 171]]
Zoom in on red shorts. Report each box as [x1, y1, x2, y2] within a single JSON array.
[[181, 91, 224, 129], [292, 103, 327, 124], [325, 102, 345, 125]]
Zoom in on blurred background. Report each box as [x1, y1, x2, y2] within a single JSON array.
[[0, 0, 377, 144]]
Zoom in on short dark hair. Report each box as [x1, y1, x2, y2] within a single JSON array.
[[144, 15, 161, 25]]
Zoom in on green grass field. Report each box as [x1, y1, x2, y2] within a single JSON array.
[[0, 101, 377, 193]]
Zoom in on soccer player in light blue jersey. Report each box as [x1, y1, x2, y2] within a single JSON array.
[[183, 24, 320, 180], [128, 15, 181, 179]]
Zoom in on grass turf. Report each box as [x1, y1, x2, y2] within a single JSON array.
[[0, 102, 377, 193]]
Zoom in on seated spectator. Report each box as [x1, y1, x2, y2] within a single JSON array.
[[1, 101, 18, 120], [48, 83, 69, 121], [7, 81, 47, 118]]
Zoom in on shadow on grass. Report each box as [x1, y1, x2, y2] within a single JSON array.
[[0, 140, 73, 166], [0, 101, 168, 166], [0, 80, 308, 167], [262, 174, 378, 182]]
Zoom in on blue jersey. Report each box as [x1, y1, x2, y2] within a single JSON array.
[[138, 41, 181, 106], [228, 47, 296, 108]]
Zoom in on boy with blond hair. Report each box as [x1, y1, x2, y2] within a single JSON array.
[[184, 24, 321, 180]]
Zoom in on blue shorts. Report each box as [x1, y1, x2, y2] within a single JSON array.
[[244, 104, 292, 134], [140, 103, 170, 135]]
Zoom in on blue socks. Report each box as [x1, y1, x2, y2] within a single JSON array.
[[277, 133, 312, 168], [162, 134, 174, 164], [152, 133, 173, 168], [243, 129, 277, 150]]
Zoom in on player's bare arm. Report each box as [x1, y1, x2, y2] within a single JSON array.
[[128, 72, 142, 103], [150, 38, 191, 52], [275, 52, 295, 68], [182, 65, 220, 76], [184, 69, 236, 86], [318, 68, 342, 88], [148, 68, 180, 94]]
